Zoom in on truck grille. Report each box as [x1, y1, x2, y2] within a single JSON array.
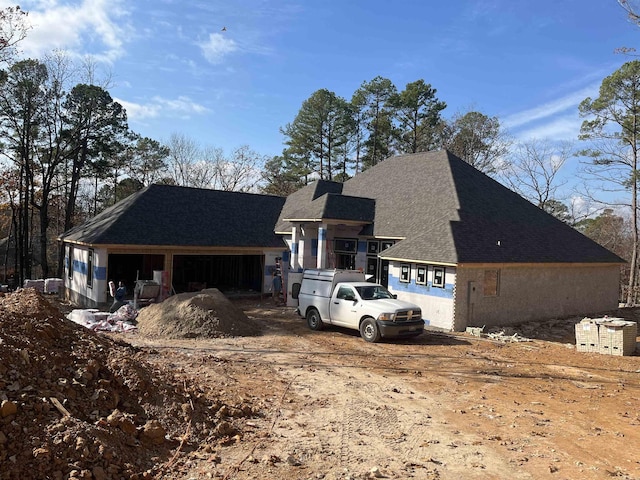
[[395, 310, 422, 322]]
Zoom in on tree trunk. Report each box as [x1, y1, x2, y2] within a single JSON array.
[[38, 192, 50, 278], [626, 148, 639, 306], [64, 141, 87, 232]]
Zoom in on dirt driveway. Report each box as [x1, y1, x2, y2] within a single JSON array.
[[122, 300, 640, 480]]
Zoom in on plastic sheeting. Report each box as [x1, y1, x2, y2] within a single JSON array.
[[67, 304, 138, 333]]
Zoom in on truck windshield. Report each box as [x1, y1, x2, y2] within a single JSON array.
[[356, 285, 394, 300]]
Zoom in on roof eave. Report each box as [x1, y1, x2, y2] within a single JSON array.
[[282, 218, 373, 226], [378, 254, 457, 267]]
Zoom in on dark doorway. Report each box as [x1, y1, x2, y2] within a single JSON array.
[[172, 255, 263, 293], [380, 259, 390, 287], [108, 254, 165, 294]]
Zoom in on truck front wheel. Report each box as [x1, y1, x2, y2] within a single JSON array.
[[360, 317, 381, 343], [306, 308, 324, 331]]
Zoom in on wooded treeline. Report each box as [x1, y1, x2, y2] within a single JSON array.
[[263, 78, 509, 196], [0, 9, 268, 285], [0, 4, 638, 303]]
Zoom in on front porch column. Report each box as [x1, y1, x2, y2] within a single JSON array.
[[290, 225, 302, 271], [317, 224, 327, 269]]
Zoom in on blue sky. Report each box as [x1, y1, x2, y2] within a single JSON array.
[[3, 0, 639, 162]]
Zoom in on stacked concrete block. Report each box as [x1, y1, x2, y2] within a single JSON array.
[[598, 319, 638, 356], [576, 317, 638, 356], [575, 318, 600, 353]]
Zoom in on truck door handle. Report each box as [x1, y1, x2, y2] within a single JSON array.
[[333, 301, 339, 304]]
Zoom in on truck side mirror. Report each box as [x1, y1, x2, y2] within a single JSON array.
[[291, 283, 301, 300], [392, 294, 397, 299]]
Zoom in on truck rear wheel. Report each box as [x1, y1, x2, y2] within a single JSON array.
[[360, 317, 381, 343], [306, 308, 324, 331]]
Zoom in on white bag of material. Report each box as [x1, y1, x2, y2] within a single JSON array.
[[24, 279, 45, 292], [67, 309, 96, 326], [45, 278, 63, 294]]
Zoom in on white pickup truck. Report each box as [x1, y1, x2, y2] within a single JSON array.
[[294, 269, 424, 343]]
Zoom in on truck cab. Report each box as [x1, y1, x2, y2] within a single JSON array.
[[295, 269, 424, 342]]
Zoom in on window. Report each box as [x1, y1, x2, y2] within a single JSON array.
[[400, 264, 411, 283], [483, 269, 500, 296], [381, 241, 394, 251], [416, 265, 427, 285], [356, 285, 394, 300], [334, 238, 358, 253], [334, 238, 357, 270], [367, 241, 379, 255], [366, 257, 378, 278], [335, 254, 356, 270], [87, 249, 94, 288], [67, 246, 73, 279], [336, 285, 355, 300], [433, 267, 445, 288]]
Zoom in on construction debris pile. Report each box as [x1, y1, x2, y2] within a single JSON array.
[[467, 318, 599, 343], [136, 288, 262, 339], [67, 304, 139, 333], [0, 289, 263, 480]]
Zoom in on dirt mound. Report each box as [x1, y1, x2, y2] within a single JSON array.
[[0, 289, 261, 480], [136, 288, 262, 339]]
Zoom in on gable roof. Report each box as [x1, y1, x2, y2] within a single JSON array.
[[274, 180, 375, 232], [278, 150, 624, 265], [60, 184, 287, 248]]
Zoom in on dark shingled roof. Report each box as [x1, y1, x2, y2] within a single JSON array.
[[60, 184, 286, 248], [275, 180, 375, 231], [278, 150, 624, 265]]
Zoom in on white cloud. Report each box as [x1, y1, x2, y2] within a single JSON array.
[[3, 0, 133, 62], [512, 114, 583, 143], [503, 84, 599, 130], [115, 95, 209, 121], [199, 32, 238, 64], [115, 98, 161, 120]]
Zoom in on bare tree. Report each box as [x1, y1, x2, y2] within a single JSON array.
[[619, 0, 640, 24], [166, 134, 266, 191], [189, 146, 221, 188], [216, 145, 265, 192], [501, 139, 572, 215], [79, 55, 114, 89], [0, 6, 29, 64], [166, 133, 202, 186]]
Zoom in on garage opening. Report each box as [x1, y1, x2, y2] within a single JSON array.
[[108, 254, 165, 295], [172, 255, 263, 294]]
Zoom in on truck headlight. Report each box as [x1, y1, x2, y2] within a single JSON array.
[[378, 313, 396, 321]]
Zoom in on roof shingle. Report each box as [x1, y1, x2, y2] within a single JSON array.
[[60, 184, 286, 248], [278, 151, 624, 264]]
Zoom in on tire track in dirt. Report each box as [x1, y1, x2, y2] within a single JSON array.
[[240, 331, 535, 479]]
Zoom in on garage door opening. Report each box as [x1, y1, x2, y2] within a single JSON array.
[[107, 254, 165, 296], [172, 255, 263, 294]]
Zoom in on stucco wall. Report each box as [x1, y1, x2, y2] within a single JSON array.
[[454, 264, 621, 331]]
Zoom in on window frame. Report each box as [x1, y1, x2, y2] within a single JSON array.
[[416, 265, 427, 285], [380, 241, 395, 251], [67, 246, 73, 279], [87, 249, 94, 288], [432, 266, 445, 288], [334, 238, 358, 253], [336, 285, 356, 300], [400, 264, 411, 283]]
